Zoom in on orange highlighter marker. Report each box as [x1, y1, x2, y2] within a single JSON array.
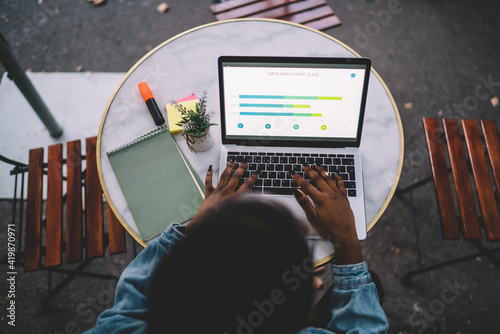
[[138, 82, 165, 126]]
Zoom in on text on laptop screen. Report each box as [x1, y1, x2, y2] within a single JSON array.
[[221, 60, 370, 146]]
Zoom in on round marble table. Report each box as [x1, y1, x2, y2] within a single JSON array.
[[97, 19, 404, 260]]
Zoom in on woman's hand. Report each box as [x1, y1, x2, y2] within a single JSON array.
[[185, 161, 259, 235], [290, 164, 362, 265]]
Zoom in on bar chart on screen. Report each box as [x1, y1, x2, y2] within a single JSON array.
[[223, 65, 365, 139], [238, 94, 343, 118]]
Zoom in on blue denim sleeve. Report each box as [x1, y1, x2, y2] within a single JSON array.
[[298, 262, 388, 334], [83, 223, 188, 334], [327, 262, 388, 333]]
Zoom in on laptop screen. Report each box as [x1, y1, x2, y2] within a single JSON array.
[[218, 56, 371, 148]]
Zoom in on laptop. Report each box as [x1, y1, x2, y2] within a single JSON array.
[[217, 56, 371, 240]]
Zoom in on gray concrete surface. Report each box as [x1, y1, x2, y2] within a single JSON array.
[[1, 0, 500, 333]]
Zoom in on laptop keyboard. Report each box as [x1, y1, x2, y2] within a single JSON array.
[[226, 151, 357, 197]]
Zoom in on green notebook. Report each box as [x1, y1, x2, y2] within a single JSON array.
[[107, 125, 205, 241]]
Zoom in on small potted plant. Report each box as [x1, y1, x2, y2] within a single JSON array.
[[171, 91, 217, 152]]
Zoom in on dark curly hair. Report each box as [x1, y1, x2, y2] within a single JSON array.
[[147, 197, 313, 334]]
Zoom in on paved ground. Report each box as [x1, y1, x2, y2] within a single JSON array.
[[1, 0, 500, 333]]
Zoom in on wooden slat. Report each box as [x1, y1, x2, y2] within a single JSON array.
[[462, 119, 500, 240], [211, 0, 261, 14], [281, 5, 333, 22], [86, 137, 104, 258], [211, 0, 341, 30], [423, 118, 459, 239], [66, 140, 83, 263], [45, 144, 64, 266], [442, 119, 481, 239], [481, 120, 500, 198], [300, 14, 342, 31], [249, 0, 330, 19], [24, 148, 44, 271], [106, 203, 126, 254], [215, 0, 304, 21]]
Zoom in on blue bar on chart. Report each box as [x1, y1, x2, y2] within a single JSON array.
[[239, 103, 310, 108], [239, 95, 342, 100], [240, 112, 322, 117]]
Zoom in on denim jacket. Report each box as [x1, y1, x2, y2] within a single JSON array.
[[84, 223, 388, 334]]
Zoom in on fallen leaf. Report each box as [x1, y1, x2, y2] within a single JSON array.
[[88, 0, 106, 7], [404, 102, 413, 110], [157, 3, 169, 13], [490, 96, 499, 108]]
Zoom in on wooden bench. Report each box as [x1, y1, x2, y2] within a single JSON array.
[[2, 137, 130, 310], [401, 118, 500, 284], [210, 0, 341, 31]]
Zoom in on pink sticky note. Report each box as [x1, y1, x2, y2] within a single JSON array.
[[177, 94, 197, 102]]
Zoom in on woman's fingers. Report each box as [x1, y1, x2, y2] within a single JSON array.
[[334, 172, 348, 198], [224, 162, 248, 190], [302, 164, 330, 193], [312, 165, 347, 199], [315, 165, 338, 191], [217, 161, 237, 190], [236, 170, 260, 194], [209, 161, 257, 196], [290, 169, 319, 199], [204, 165, 215, 196], [292, 187, 317, 221], [291, 179, 330, 239]]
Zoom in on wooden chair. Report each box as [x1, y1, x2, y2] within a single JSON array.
[[399, 118, 500, 285], [210, 0, 342, 31], [1, 137, 132, 310]]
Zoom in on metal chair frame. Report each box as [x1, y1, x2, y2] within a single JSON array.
[[395, 119, 500, 286]]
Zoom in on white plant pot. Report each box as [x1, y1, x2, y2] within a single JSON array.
[[183, 127, 213, 153]]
